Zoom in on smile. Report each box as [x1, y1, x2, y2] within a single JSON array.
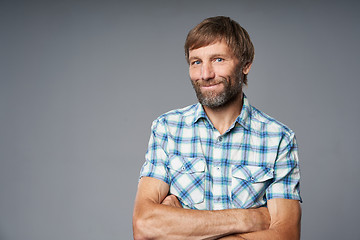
[[200, 82, 223, 89]]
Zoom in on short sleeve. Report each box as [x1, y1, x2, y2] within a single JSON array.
[[139, 119, 170, 184], [266, 132, 302, 202]]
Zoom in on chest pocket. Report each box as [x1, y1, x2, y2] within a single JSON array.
[[167, 155, 206, 208], [231, 165, 274, 209]]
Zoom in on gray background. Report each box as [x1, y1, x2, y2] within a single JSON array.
[[1, 0, 359, 239]]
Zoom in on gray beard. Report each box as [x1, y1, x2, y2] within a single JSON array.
[[191, 76, 242, 109]]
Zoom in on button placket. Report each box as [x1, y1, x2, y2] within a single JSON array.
[[212, 165, 222, 177], [213, 197, 223, 210]]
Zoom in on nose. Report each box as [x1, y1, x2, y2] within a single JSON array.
[[201, 62, 215, 80]]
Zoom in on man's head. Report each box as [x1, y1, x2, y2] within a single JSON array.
[[185, 16, 254, 109], [185, 16, 254, 86]]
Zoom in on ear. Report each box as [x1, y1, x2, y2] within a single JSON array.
[[242, 62, 252, 74]]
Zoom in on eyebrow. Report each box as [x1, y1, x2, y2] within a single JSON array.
[[189, 53, 229, 60]]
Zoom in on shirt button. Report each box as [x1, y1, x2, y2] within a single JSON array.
[[215, 197, 221, 202], [250, 177, 255, 182], [216, 167, 220, 171], [217, 136, 223, 142], [181, 166, 185, 171]]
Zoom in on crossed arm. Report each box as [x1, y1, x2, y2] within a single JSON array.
[[217, 197, 301, 239], [133, 177, 301, 240]]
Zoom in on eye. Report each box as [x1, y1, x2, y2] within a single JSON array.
[[191, 60, 201, 65], [215, 58, 224, 62]]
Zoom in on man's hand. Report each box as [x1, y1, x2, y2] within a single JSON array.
[[218, 199, 301, 240], [161, 194, 183, 208], [250, 207, 270, 232]]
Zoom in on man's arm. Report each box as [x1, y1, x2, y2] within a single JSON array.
[[132, 177, 270, 240], [218, 198, 301, 240]]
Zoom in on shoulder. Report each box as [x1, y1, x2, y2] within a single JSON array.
[[151, 104, 198, 129], [249, 104, 295, 139]]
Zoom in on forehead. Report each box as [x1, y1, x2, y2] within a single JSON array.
[[188, 40, 233, 58]]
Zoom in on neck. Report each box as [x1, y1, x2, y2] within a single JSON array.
[[203, 92, 243, 135]]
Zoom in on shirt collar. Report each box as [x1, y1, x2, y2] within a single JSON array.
[[184, 94, 252, 131], [235, 94, 251, 130], [184, 103, 207, 126]]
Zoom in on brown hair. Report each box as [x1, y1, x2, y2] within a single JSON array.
[[184, 16, 254, 85]]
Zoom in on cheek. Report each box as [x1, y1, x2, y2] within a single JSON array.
[[219, 67, 239, 80], [215, 66, 231, 76], [189, 68, 200, 80]]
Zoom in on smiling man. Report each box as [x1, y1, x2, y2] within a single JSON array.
[[133, 16, 302, 240]]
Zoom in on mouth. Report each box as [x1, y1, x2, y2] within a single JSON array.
[[200, 82, 223, 90]]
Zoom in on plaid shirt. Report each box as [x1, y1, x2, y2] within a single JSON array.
[[140, 95, 301, 210]]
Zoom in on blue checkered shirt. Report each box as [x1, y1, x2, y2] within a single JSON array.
[[140, 95, 301, 210]]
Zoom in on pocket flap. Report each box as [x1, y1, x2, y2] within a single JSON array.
[[168, 155, 205, 173], [232, 165, 274, 182]]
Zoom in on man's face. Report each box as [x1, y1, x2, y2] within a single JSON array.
[[188, 40, 243, 109]]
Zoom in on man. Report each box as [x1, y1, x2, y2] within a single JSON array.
[[133, 16, 302, 240]]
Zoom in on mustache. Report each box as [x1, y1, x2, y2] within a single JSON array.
[[194, 79, 225, 87]]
